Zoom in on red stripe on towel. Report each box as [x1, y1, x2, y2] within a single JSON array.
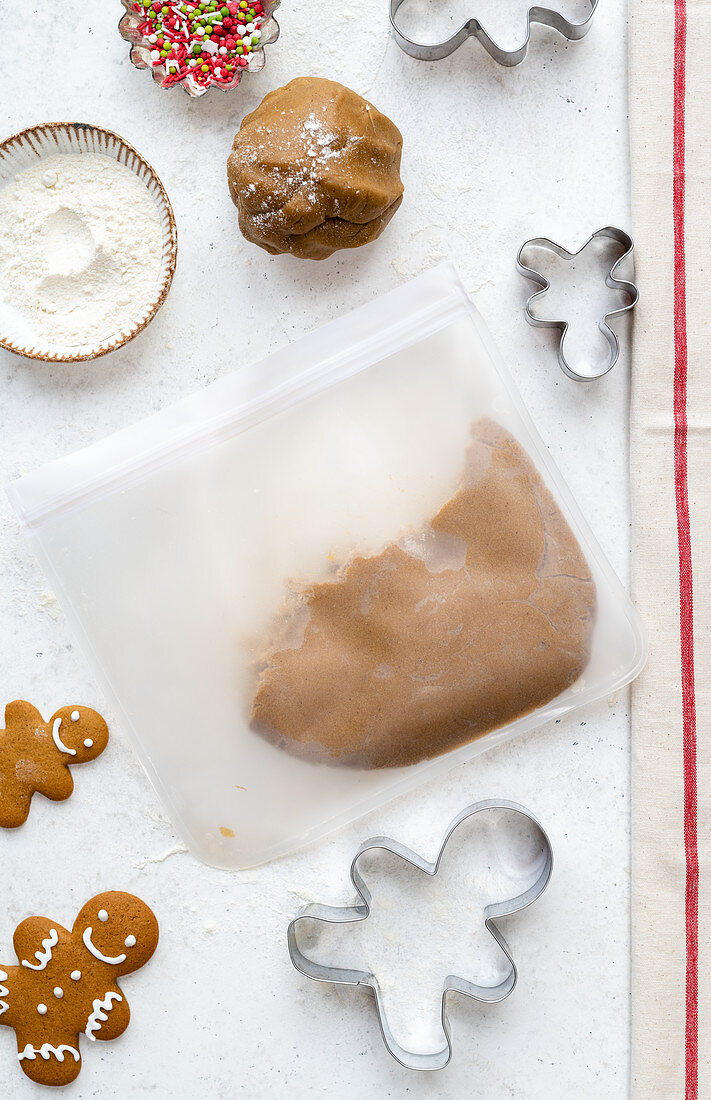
[[672, 1, 699, 1096]]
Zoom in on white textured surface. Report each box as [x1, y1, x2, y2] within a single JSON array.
[[0, 2, 631, 1096]]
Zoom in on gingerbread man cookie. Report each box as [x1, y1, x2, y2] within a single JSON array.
[[0, 892, 159, 1086], [0, 701, 109, 828]]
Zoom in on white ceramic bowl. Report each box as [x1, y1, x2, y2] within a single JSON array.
[[0, 122, 178, 362]]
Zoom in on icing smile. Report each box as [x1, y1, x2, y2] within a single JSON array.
[[51, 718, 76, 757], [82, 929, 126, 966]]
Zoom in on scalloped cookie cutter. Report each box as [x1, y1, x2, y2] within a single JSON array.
[[516, 225, 639, 381], [287, 799, 553, 1071], [389, 0, 599, 66]]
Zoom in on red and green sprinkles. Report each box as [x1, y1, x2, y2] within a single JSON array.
[[131, 0, 266, 90]]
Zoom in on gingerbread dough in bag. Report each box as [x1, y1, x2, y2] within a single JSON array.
[[251, 420, 596, 769]]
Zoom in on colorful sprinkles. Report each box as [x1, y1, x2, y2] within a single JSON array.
[[130, 0, 267, 91]]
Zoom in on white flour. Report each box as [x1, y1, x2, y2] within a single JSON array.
[[0, 153, 163, 350]]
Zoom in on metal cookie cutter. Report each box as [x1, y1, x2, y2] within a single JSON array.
[[287, 799, 553, 1071], [516, 225, 639, 382], [389, 0, 599, 66]]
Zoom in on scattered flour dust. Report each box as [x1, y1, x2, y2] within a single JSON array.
[[0, 152, 163, 350]]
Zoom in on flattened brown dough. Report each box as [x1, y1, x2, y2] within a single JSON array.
[[251, 419, 596, 769]]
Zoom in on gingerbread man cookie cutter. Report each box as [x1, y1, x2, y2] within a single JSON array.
[[287, 799, 553, 1071], [0, 892, 159, 1087], [516, 225, 639, 381], [0, 701, 109, 828], [389, 0, 599, 66]]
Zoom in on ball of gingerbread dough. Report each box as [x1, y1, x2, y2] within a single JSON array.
[[227, 77, 404, 260]]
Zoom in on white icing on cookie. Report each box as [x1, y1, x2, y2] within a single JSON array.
[[37, 1004, 47, 1015], [82, 928, 126, 965], [22, 929, 59, 971], [0, 969, 9, 1017], [71, 971, 81, 981], [52, 717, 76, 757], [124, 935, 136, 948], [53, 987, 63, 999], [70, 711, 80, 722], [18, 1043, 80, 1064], [84, 739, 94, 748], [98, 910, 109, 922], [85, 991, 123, 1040]]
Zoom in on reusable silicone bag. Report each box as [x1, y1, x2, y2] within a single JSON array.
[[7, 264, 646, 869]]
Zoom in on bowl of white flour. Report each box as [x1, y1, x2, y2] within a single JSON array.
[[0, 122, 177, 361]]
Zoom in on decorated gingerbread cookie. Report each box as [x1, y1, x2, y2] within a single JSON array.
[[0, 892, 159, 1086], [0, 701, 109, 829]]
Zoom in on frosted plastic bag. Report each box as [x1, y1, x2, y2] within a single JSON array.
[[7, 264, 646, 869]]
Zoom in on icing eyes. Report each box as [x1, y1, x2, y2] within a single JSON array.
[[71, 971, 81, 981], [124, 935, 136, 948], [84, 739, 94, 748], [70, 711, 80, 722], [53, 988, 63, 999], [98, 910, 109, 922], [37, 1004, 47, 1015]]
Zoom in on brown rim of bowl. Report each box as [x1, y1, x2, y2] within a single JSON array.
[[0, 121, 178, 363]]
